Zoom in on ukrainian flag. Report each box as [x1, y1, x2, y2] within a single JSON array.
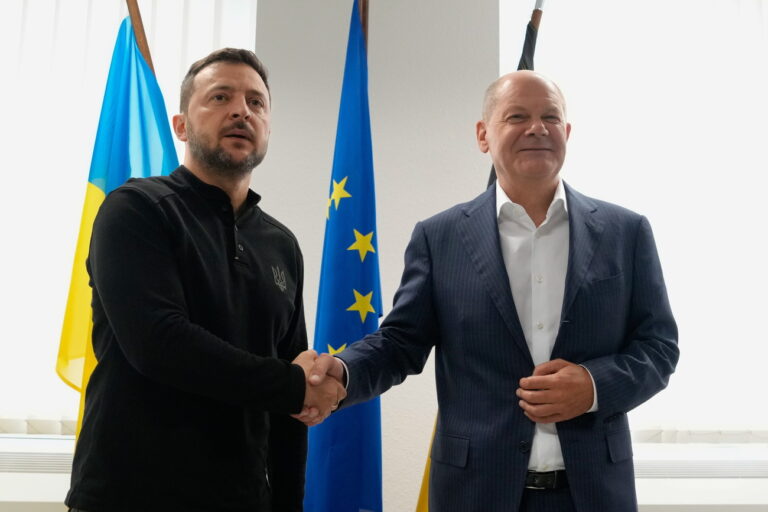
[[56, 17, 178, 435], [304, 1, 383, 511]]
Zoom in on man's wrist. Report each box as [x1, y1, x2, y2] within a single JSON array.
[[336, 357, 350, 390]]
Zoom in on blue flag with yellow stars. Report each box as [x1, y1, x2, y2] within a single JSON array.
[[304, 1, 383, 511]]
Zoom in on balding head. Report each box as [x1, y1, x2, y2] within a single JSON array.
[[482, 71, 567, 122]]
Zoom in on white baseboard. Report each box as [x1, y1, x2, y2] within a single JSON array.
[[0, 505, 67, 512]]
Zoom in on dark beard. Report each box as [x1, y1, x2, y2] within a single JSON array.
[[187, 123, 266, 178]]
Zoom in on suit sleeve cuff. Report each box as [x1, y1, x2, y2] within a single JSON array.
[[580, 364, 599, 412], [336, 357, 350, 390]]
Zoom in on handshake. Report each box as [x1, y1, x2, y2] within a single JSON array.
[[291, 350, 346, 427]]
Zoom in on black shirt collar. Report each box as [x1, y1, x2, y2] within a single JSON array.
[[172, 165, 262, 216]]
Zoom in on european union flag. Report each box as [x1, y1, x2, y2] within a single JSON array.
[[57, 17, 178, 436], [304, 1, 383, 511]]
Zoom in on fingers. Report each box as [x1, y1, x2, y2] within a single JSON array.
[[335, 380, 347, 406], [295, 374, 346, 427], [293, 349, 318, 364], [309, 354, 344, 386], [522, 409, 561, 424], [291, 352, 346, 427], [516, 387, 553, 404], [531, 358, 569, 377], [292, 406, 324, 427], [517, 359, 595, 423], [292, 350, 318, 376], [519, 375, 551, 390], [520, 359, 571, 389], [290, 405, 319, 423], [518, 398, 557, 418]]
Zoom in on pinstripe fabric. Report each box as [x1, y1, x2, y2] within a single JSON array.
[[339, 182, 678, 512]]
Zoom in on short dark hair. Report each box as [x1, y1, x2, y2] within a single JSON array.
[[179, 48, 270, 113]]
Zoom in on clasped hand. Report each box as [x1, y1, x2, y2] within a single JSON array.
[[290, 351, 346, 427], [516, 358, 595, 423]]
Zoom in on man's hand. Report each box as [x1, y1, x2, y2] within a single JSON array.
[[516, 358, 594, 423], [308, 353, 345, 386], [290, 351, 346, 427]]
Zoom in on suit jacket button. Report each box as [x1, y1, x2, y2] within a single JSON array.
[[519, 440, 531, 453]]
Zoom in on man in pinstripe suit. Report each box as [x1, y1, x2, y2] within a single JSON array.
[[301, 71, 679, 511]]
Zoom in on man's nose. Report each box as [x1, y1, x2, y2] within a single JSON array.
[[525, 118, 549, 136], [230, 96, 252, 120]]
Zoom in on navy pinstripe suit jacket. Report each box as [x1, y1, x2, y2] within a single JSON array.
[[339, 182, 679, 512]]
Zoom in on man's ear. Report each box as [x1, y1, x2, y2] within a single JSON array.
[[172, 114, 188, 142], [476, 120, 489, 153]]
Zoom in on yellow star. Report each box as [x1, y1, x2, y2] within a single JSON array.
[[330, 176, 352, 210], [326, 197, 332, 219], [328, 343, 347, 355], [346, 289, 376, 323], [347, 229, 376, 262]]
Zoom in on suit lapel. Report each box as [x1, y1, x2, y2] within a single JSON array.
[[458, 188, 532, 364], [559, 182, 605, 325]]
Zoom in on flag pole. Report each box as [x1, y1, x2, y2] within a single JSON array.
[[358, 0, 369, 50], [125, 0, 155, 74], [531, 0, 544, 29]]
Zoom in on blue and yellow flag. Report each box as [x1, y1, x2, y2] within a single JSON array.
[[305, 2, 383, 511], [56, 17, 178, 436]]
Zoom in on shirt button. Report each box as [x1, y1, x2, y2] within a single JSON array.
[[238, 244, 244, 251], [234, 256, 240, 261], [537, 322, 544, 330], [536, 274, 543, 283], [519, 440, 531, 453]]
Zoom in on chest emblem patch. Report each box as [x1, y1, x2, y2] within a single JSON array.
[[272, 266, 287, 292]]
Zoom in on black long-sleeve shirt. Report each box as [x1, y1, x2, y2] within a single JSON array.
[[66, 166, 308, 512]]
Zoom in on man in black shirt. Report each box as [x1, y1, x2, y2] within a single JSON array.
[[65, 48, 343, 512]]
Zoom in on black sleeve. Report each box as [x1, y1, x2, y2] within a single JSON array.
[[88, 188, 305, 413], [268, 245, 309, 511]]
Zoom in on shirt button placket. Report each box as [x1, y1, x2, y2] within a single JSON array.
[[233, 222, 242, 262]]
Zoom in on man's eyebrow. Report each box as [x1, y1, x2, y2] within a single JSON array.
[[205, 84, 267, 97], [206, 84, 235, 94]]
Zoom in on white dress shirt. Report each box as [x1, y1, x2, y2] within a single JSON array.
[[496, 180, 570, 471]]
